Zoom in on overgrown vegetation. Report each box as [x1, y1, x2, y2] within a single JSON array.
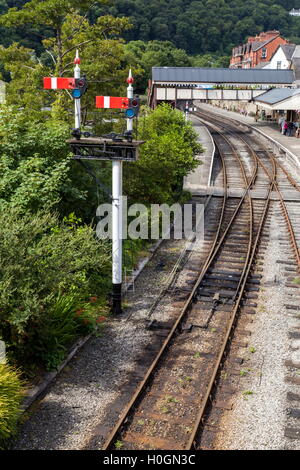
[[0, 363, 23, 447], [0, 0, 202, 443], [96, 0, 300, 54], [125, 103, 200, 205], [0, 208, 111, 367]]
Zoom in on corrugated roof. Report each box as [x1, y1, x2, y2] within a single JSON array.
[[253, 87, 300, 104], [152, 67, 295, 84]]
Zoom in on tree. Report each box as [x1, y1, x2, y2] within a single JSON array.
[[0, 1, 130, 122], [124, 40, 191, 93], [124, 103, 201, 205]]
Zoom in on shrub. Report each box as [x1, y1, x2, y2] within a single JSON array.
[[0, 207, 111, 366], [124, 104, 202, 205], [0, 363, 23, 447]]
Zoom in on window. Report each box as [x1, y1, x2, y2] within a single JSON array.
[[277, 61, 282, 69], [261, 48, 267, 59]]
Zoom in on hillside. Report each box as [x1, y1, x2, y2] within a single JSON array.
[[1, 0, 300, 55], [93, 0, 300, 54]]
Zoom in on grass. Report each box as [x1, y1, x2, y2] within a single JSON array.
[[242, 390, 254, 400], [0, 363, 23, 447], [292, 277, 300, 285]]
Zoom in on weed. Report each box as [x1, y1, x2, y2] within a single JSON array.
[[137, 419, 145, 426], [193, 352, 201, 359], [249, 346, 256, 353], [242, 390, 254, 396], [166, 396, 179, 403], [239, 369, 248, 376], [161, 406, 170, 414], [292, 277, 300, 285], [115, 440, 123, 450]]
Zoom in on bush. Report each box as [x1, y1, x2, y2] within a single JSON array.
[[124, 104, 202, 205], [0, 207, 111, 366], [0, 105, 104, 221], [0, 363, 23, 447]]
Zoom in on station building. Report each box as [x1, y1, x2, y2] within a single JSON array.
[[148, 67, 295, 109], [148, 66, 300, 124], [253, 88, 300, 122]]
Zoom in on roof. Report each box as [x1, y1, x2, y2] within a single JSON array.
[[292, 58, 300, 80], [251, 34, 280, 52], [292, 45, 300, 59], [253, 87, 300, 105], [152, 67, 295, 84], [281, 44, 296, 60], [255, 62, 270, 69]]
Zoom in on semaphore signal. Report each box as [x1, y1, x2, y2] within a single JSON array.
[[43, 59, 143, 315], [43, 77, 75, 90], [96, 96, 129, 109]]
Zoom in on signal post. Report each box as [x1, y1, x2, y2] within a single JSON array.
[[44, 58, 142, 316]]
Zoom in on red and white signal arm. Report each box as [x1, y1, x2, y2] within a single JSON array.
[[96, 96, 129, 109], [43, 77, 75, 90]]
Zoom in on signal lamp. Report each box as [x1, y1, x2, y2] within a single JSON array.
[[125, 96, 140, 119], [72, 76, 88, 99]]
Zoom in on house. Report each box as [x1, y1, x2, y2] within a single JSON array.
[[261, 44, 296, 70], [230, 31, 288, 69], [289, 8, 300, 16]]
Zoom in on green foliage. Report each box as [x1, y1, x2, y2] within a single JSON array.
[[124, 103, 201, 205], [94, 0, 300, 55], [0, 1, 131, 121], [191, 54, 230, 68], [0, 207, 111, 365], [0, 106, 75, 212], [0, 105, 106, 220], [33, 293, 105, 370], [124, 40, 191, 93], [0, 363, 23, 446]]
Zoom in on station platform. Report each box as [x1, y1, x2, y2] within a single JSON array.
[[183, 115, 215, 194], [196, 103, 300, 170]]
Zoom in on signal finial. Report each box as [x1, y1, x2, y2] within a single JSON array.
[[74, 50, 81, 65], [127, 69, 134, 85]]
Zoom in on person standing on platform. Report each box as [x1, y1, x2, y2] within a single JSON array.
[[278, 115, 285, 131], [287, 121, 294, 137]]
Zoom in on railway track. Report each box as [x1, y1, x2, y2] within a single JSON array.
[[193, 109, 300, 273], [101, 112, 280, 450]]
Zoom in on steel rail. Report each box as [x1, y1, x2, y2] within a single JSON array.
[[185, 113, 275, 448], [102, 143, 228, 451], [102, 124, 257, 450], [193, 110, 300, 273]]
